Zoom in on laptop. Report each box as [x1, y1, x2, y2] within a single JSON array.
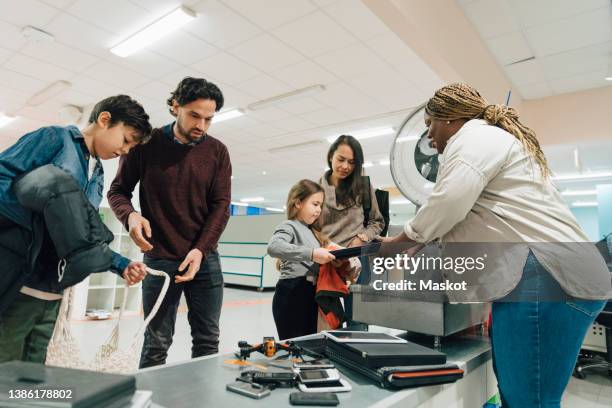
[[0, 361, 135, 408], [326, 340, 446, 368]]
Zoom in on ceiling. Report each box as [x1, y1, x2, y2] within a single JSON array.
[[0, 0, 610, 212], [458, 0, 612, 100]]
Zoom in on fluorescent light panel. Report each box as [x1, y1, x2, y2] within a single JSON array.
[[231, 201, 248, 207], [111, 6, 196, 57], [561, 190, 597, 196], [240, 197, 265, 203], [553, 172, 612, 181], [396, 135, 420, 143], [0, 113, 17, 127], [214, 108, 244, 123], [265, 207, 284, 212], [248, 85, 325, 111], [571, 201, 598, 208]]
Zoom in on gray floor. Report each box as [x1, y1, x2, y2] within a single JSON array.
[[71, 287, 612, 407]]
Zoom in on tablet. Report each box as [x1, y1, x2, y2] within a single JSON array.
[[323, 331, 407, 344], [329, 242, 381, 259]]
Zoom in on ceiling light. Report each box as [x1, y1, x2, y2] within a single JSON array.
[[606, 63, 612, 81], [21, 26, 54, 43], [0, 113, 17, 128], [27, 80, 71, 106], [363, 162, 374, 168], [397, 135, 420, 143], [231, 201, 248, 207], [571, 201, 598, 208], [561, 190, 597, 196], [265, 207, 284, 212], [240, 197, 265, 203], [214, 108, 244, 123], [248, 85, 325, 111], [262, 171, 267, 176], [379, 159, 390, 166], [326, 127, 395, 143], [553, 172, 612, 182], [110, 6, 197, 57]]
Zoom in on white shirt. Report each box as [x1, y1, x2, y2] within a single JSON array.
[[404, 119, 611, 301]]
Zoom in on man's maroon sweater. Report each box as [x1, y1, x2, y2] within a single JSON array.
[[108, 125, 232, 261]]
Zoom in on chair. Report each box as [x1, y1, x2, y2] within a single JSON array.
[[574, 302, 612, 378]]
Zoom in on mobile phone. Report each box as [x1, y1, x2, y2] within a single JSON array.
[[297, 378, 352, 393], [289, 392, 339, 406], [226, 381, 271, 399], [293, 360, 335, 370], [297, 368, 340, 384]]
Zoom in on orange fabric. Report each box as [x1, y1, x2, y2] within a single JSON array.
[[316, 245, 350, 330], [391, 369, 464, 379]]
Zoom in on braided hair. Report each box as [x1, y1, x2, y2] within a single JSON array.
[[425, 83, 549, 178]]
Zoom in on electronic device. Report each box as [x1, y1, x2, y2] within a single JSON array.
[[297, 379, 352, 393], [326, 340, 446, 368], [323, 330, 407, 343], [243, 371, 297, 387], [289, 392, 339, 406], [293, 359, 335, 370], [236, 336, 303, 360], [329, 242, 381, 259], [226, 381, 271, 399], [296, 368, 340, 384]]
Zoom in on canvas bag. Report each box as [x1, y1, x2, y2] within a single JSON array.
[[45, 268, 170, 374]]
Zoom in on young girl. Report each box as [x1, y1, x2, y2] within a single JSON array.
[[267, 179, 336, 340]]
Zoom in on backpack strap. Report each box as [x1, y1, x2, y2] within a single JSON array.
[[362, 176, 371, 227]]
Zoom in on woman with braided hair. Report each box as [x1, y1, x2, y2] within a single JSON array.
[[384, 83, 611, 407]]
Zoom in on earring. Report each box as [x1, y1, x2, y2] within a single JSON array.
[[446, 121, 451, 124]]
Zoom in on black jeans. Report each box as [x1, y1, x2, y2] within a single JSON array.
[[140, 251, 224, 369], [272, 277, 317, 340]]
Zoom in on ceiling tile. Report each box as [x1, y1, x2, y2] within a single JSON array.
[[508, 0, 609, 29], [504, 59, 547, 86], [539, 41, 612, 81], [272, 11, 357, 58], [20, 40, 99, 73], [313, 43, 388, 78], [70, 75, 124, 99], [461, 0, 520, 39], [299, 107, 349, 127], [0, 47, 11, 65], [219, 85, 256, 110], [549, 70, 610, 94], [525, 9, 612, 57], [159, 66, 210, 87], [272, 60, 338, 89], [44, 12, 120, 58], [147, 30, 219, 66], [272, 115, 315, 132], [0, 87, 30, 107], [243, 121, 286, 138], [0, 21, 28, 51], [0, 67, 47, 94], [106, 50, 182, 79], [66, 0, 154, 37], [485, 31, 534, 66], [80, 60, 150, 89], [324, 0, 389, 41], [15, 105, 60, 123], [311, 0, 338, 7], [185, 0, 262, 49], [133, 80, 173, 103], [222, 0, 316, 30], [129, 0, 200, 14], [191, 52, 261, 85], [0, 0, 59, 27], [221, 114, 261, 131], [517, 82, 554, 100], [3, 54, 74, 82], [38, 0, 74, 8], [233, 74, 293, 101], [228, 33, 304, 72]]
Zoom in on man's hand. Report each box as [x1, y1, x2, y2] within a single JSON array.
[[128, 212, 153, 251], [176, 248, 203, 283], [122, 261, 147, 286]]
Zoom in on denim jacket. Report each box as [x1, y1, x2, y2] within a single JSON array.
[[0, 125, 130, 279]]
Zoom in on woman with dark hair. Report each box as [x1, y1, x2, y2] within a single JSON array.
[[318, 135, 384, 326]]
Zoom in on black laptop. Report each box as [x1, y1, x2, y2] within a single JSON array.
[[326, 339, 446, 368], [0, 361, 135, 408]]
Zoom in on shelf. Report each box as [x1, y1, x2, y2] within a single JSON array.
[[89, 285, 116, 290]]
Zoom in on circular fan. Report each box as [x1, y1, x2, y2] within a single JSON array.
[[390, 103, 439, 206]]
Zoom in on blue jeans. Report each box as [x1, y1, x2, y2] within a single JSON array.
[[140, 251, 224, 369], [491, 251, 606, 407]]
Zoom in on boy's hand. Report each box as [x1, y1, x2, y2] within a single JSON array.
[[312, 248, 335, 264], [176, 248, 203, 283], [123, 261, 147, 286], [128, 212, 153, 251]]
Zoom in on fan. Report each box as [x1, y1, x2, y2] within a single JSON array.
[[390, 104, 439, 206]]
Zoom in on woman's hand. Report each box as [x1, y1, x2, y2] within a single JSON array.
[[312, 248, 336, 264], [348, 234, 367, 247]]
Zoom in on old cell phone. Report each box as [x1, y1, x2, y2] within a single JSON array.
[[249, 371, 297, 386], [226, 381, 271, 399], [289, 392, 339, 406], [293, 359, 335, 370], [297, 368, 340, 384], [297, 378, 352, 393]]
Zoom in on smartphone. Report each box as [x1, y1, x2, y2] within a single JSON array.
[[226, 381, 271, 399], [289, 392, 339, 406], [297, 369, 340, 384], [293, 360, 335, 370], [297, 378, 352, 393]]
